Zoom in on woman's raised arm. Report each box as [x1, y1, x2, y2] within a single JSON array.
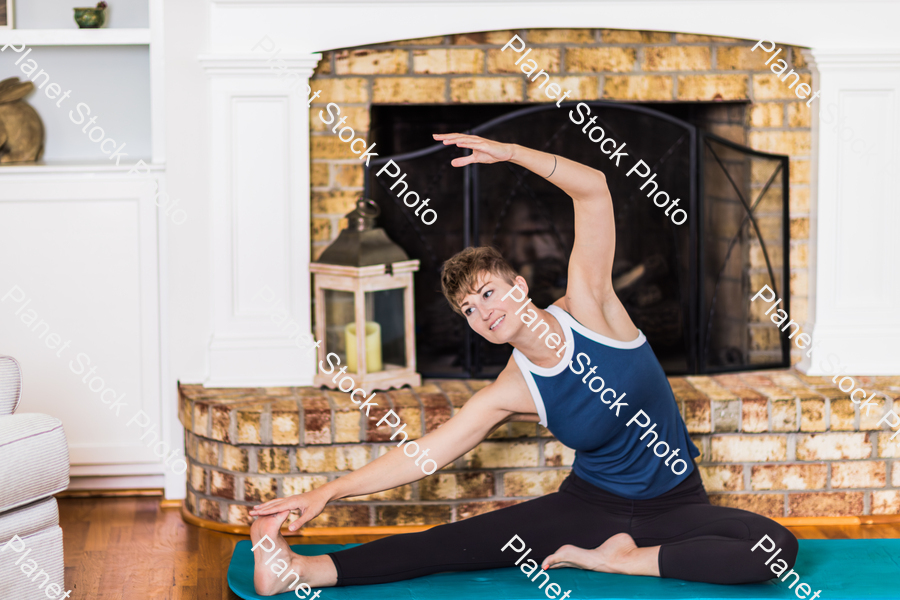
[[435, 133, 619, 309], [434, 133, 609, 204]]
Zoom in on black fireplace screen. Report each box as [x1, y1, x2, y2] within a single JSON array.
[[363, 101, 789, 377]]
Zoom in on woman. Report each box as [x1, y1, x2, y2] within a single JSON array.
[[248, 134, 798, 595]]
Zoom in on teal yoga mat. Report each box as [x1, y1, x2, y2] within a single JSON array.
[[228, 539, 900, 600]]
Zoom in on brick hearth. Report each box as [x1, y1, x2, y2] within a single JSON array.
[[180, 369, 900, 527]]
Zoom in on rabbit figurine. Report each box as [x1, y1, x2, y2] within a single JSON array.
[[0, 77, 45, 163]]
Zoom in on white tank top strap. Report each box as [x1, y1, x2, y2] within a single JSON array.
[[512, 304, 577, 427]]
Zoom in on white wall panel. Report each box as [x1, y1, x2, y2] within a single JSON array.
[[804, 50, 900, 374], [202, 56, 319, 387], [834, 91, 892, 309], [0, 174, 165, 470], [233, 97, 290, 316]]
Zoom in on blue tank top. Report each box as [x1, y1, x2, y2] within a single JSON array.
[[513, 305, 700, 500]]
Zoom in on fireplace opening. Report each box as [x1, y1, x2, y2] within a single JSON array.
[[364, 101, 790, 378]]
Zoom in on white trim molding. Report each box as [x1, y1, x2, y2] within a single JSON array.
[[207, 0, 900, 54], [200, 53, 323, 387], [802, 48, 900, 374], [198, 54, 322, 75], [0, 171, 167, 475]]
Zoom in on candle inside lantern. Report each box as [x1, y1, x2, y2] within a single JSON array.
[[345, 321, 382, 372]]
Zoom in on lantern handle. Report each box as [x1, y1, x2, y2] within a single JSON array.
[[356, 198, 380, 218], [349, 197, 381, 231]]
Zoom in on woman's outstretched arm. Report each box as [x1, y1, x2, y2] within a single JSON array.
[[249, 371, 534, 531]]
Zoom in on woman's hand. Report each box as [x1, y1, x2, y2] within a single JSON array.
[[433, 133, 515, 167], [248, 488, 329, 532]]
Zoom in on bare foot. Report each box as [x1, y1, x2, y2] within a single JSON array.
[[251, 511, 306, 596], [542, 533, 659, 577]]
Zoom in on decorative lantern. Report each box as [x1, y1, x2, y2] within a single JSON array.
[[311, 198, 421, 394]]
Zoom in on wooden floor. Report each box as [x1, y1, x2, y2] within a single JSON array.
[[58, 496, 900, 600]]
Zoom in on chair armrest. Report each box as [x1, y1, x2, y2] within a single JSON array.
[[0, 355, 23, 416], [0, 413, 69, 514]]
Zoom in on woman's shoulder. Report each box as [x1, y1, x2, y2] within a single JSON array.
[[476, 355, 541, 413], [554, 295, 644, 347]]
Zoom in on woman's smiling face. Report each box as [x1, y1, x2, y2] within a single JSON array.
[[458, 272, 529, 344]]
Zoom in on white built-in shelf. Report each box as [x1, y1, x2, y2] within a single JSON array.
[[0, 160, 161, 175], [0, 28, 151, 46]]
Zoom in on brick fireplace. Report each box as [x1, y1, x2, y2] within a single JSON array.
[[308, 28, 811, 369], [181, 26, 900, 528], [199, 0, 900, 398]]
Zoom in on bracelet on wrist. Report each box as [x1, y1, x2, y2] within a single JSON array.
[[545, 155, 558, 179]]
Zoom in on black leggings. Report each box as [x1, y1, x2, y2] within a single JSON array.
[[328, 467, 798, 586]]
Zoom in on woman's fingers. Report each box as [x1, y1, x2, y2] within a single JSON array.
[[433, 132, 485, 148], [433, 132, 471, 141], [249, 503, 276, 515], [433, 133, 468, 145], [452, 155, 484, 167], [250, 500, 284, 513], [434, 133, 489, 146], [286, 503, 322, 531], [252, 505, 298, 518], [435, 132, 511, 166], [450, 150, 502, 167], [287, 514, 309, 532], [248, 506, 276, 516], [454, 140, 489, 151], [249, 498, 292, 516]]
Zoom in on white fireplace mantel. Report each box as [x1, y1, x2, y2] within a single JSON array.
[[801, 48, 900, 374], [208, 0, 900, 55], [199, 0, 900, 381], [200, 53, 323, 387]]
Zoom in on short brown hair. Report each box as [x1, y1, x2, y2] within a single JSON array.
[[441, 246, 519, 315]]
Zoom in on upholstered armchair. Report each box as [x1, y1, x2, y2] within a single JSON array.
[[0, 355, 69, 598]]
